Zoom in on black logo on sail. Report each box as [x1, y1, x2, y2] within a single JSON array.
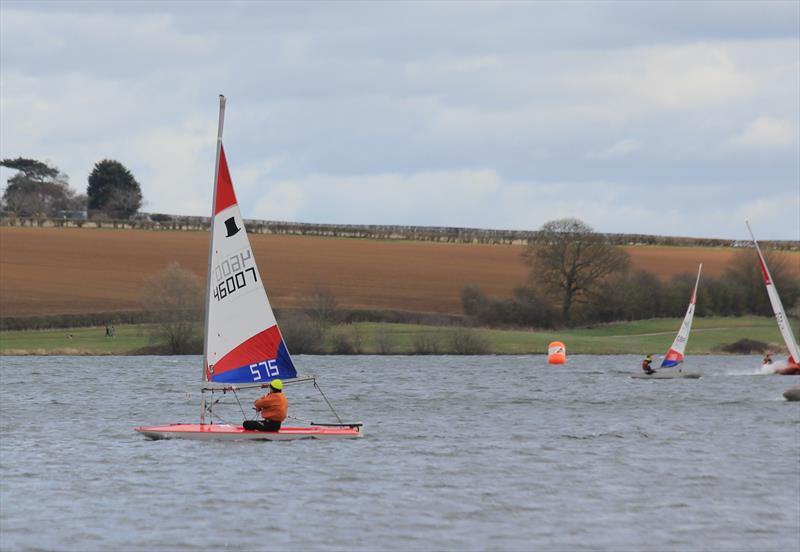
[[224, 217, 241, 237]]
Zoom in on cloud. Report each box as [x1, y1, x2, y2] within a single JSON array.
[[233, 169, 796, 240], [726, 116, 797, 151], [586, 139, 643, 160], [1, 1, 798, 239]]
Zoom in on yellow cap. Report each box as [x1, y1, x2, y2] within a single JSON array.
[[270, 379, 283, 390]]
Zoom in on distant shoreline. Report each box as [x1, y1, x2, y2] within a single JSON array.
[[0, 317, 791, 357]]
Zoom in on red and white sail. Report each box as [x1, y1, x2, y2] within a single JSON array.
[[202, 96, 296, 386], [661, 264, 702, 368], [746, 222, 800, 365]]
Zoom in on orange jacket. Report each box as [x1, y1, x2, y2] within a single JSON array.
[[254, 392, 288, 421]]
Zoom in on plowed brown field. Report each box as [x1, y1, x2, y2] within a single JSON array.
[[1, 227, 797, 317]]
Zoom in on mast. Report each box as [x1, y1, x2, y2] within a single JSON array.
[[201, 94, 226, 423], [691, 263, 702, 304]]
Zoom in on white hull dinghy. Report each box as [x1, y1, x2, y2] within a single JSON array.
[[135, 96, 362, 441], [747, 222, 800, 376], [630, 372, 701, 380], [632, 264, 703, 380]]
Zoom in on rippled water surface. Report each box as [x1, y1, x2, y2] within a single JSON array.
[[1, 355, 799, 551]]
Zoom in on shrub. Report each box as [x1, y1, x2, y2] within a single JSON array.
[[462, 284, 560, 328], [716, 338, 769, 354], [330, 332, 355, 354], [447, 328, 490, 354], [278, 312, 325, 354], [462, 284, 486, 316], [329, 326, 363, 354], [375, 327, 394, 354], [140, 263, 203, 354], [412, 333, 442, 354]]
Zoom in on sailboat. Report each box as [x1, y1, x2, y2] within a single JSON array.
[[746, 221, 800, 376], [135, 96, 362, 440], [631, 264, 703, 379]]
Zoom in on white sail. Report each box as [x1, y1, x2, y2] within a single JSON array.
[[202, 95, 296, 386], [661, 264, 702, 368], [746, 221, 800, 364]]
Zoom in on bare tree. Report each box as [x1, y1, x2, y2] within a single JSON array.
[[141, 263, 203, 353], [524, 218, 629, 324], [305, 284, 340, 329]]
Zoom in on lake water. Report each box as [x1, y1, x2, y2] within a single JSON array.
[[1, 355, 798, 551]]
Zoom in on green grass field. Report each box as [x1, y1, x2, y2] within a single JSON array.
[[0, 316, 793, 356], [0, 325, 152, 355], [333, 316, 791, 354]]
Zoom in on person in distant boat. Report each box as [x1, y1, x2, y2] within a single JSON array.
[[243, 379, 288, 431], [642, 354, 655, 375], [763, 353, 773, 365]]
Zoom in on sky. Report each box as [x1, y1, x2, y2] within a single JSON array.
[[1, 0, 799, 240]]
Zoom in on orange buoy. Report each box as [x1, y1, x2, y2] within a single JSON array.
[[548, 341, 566, 364]]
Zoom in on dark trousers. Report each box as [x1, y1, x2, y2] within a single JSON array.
[[243, 419, 282, 432]]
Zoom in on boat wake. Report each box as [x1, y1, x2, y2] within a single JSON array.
[[759, 363, 779, 375], [758, 359, 799, 375]]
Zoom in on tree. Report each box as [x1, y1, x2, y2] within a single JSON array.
[[524, 218, 630, 324], [1, 157, 85, 216], [462, 284, 486, 316], [305, 284, 340, 329], [140, 263, 204, 354], [722, 249, 800, 316], [87, 159, 142, 219]]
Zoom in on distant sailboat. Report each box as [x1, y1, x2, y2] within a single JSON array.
[[746, 221, 800, 376], [135, 96, 362, 440], [631, 264, 703, 379]]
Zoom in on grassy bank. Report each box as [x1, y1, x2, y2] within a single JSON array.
[[0, 325, 152, 355], [0, 316, 792, 356]]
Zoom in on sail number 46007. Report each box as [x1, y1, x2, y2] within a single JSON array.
[[213, 250, 258, 302]]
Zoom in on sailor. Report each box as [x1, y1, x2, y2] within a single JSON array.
[[763, 353, 773, 365], [642, 354, 655, 375], [243, 379, 288, 432]]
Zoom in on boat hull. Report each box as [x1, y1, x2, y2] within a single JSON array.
[[135, 423, 362, 441], [773, 365, 800, 376], [630, 372, 702, 379]]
